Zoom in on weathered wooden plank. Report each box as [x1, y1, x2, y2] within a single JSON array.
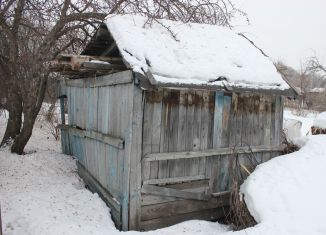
[[82, 61, 125, 70], [152, 80, 297, 97], [141, 185, 208, 201], [141, 180, 209, 206], [141, 194, 182, 206], [140, 207, 228, 231], [149, 97, 163, 179], [59, 124, 124, 149], [218, 94, 232, 192], [143, 175, 207, 185], [184, 91, 195, 176], [141, 194, 229, 221], [142, 96, 153, 181], [198, 91, 209, 176], [262, 96, 272, 161], [119, 83, 135, 231], [127, 86, 144, 230], [158, 90, 170, 179], [168, 90, 181, 178], [143, 145, 285, 162], [86, 87, 98, 131], [64, 70, 133, 88], [189, 91, 202, 176]]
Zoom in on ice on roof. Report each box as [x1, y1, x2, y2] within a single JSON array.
[[105, 14, 290, 91]]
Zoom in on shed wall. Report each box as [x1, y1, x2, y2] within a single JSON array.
[[139, 89, 283, 229], [60, 71, 135, 229]]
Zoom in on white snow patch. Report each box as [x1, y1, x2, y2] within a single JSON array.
[[241, 135, 326, 235], [105, 14, 289, 91], [313, 112, 326, 129], [283, 109, 318, 137]]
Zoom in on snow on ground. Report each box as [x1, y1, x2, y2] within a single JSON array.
[[1, 109, 326, 235], [313, 112, 326, 128], [283, 108, 319, 138]]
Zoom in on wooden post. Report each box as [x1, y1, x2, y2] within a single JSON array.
[[128, 86, 145, 230], [121, 81, 144, 231]]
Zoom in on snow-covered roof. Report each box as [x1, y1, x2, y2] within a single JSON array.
[[103, 15, 293, 93]]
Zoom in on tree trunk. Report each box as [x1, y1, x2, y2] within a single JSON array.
[[11, 112, 36, 154], [0, 92, 22, 146]]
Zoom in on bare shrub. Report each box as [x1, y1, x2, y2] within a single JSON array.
[[226, 146, 258, 230]]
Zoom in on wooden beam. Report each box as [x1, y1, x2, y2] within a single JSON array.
[[125, 86, 145, 230], [59, 125, 124, 149], [82, 61, 125, 70], [64, 71, 133, 88], [141, 185, 209, 201], [143, 145, 285, 162], [140, 207, 227, 231], [143, 175, 207, 185], [211, 190, 230, 197], [57, 54, 123, 63]]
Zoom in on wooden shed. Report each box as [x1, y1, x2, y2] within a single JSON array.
[[55, 15, 296, 231]]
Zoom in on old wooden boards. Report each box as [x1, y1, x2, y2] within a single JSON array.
[[60, 70, 285, 231], [139, 89, 284, 229], [60, 71, 138, 230]]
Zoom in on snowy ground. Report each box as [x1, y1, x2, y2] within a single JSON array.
[[1, 109, 326, 235]]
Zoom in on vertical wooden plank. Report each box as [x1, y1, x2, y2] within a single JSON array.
[[192, 91, 202, 176], [142, 95, 153, 181], [262, 96, 272, 161], [257, 95, 265, 163], [199, 91, 209, 176], [102, 86, 110, 134], [149, 95, 163, 179], [209, 92, 224, 193], [269, 96, 276, 159], [219, 94, 231, 191], [213, 92, 224, 148], [81, 86, 87, 129], [271, 95, 282, 159], [127, 85, 144, 230], [172, 90, 187, 178], [168, 90, 180, 178], [158, 90, 170, 179], [184, 91, 195, 176], [97, 142, 105, 190]]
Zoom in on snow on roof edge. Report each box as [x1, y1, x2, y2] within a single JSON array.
[[104, 14, 293, 94]]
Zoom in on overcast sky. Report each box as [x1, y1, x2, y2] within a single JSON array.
[[233, 0, 326, 70]]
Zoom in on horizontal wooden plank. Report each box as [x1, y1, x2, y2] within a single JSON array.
[[63, 70, 133, 88], [149, 79, 297, 97], [140, 207, 228, 231], [143, 145, 285, 162], [141, 194, 182, 206], [83, 61, 125, 70], [211, 190, 230, 197], [141, 185, 209, 201], [59, 125, 124, 149], [143, 175, 207, 185], [141, 194, 229, 221], [141, 180, 210, 206]]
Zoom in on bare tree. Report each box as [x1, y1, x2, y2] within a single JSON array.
[[307, 55, 326, 79], [0, 0, 245, 154], [0, 0, 107, 153]]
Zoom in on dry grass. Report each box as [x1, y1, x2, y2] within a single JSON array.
[[225, 146, 258, 230], [282, 130, 299, 154]]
